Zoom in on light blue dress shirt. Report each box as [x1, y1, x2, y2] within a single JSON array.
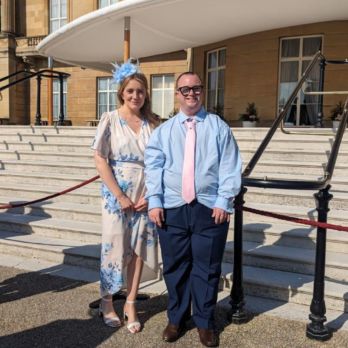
[[144, 107, 242, 213]]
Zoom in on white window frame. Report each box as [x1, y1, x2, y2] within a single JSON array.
[[49, 0, 68, 33], [97, 77, 118, 119], [53, 78, 68, 121], [151, 74, 175, 119], [278, 35, 323, 126], [98, 0, 118, 8], [205, 47, 226, 115]]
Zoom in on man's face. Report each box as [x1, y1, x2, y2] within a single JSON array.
[[176, 74, 203, 115]]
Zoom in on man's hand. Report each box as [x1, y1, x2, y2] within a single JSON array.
[[134, 196, 148, 212], [149, 208, 164, 228], [212, 207, 230, 224]]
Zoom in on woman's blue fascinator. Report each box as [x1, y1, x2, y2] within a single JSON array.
[[111, 59, 140, 84]]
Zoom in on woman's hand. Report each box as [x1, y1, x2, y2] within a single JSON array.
[[118, 194, 134, 212], [134, 196, 148, 212]]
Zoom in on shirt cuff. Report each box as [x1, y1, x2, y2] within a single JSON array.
[[148, 195, 163, 210], [213, 196, 234, 213]]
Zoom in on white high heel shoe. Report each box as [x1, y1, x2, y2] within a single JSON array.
[[123, 300, 141, 333], [99, 297, 122, 328]]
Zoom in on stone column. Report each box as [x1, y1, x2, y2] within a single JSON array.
[[1, 0, 16, 36]]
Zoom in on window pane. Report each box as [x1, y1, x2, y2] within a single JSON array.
[[303, 37, 322, 56], [163, 90, 174, 117], [53, 79, 59, 92], [98, 78, 107, 90], [51, 0, 59, 18], [109, 93, 116, 106], [99, 0, 108, 8], [50, 20, 59, 32], [207, 71, 217, 90], [151, 90, 162, 116], [280, 61, 298, 82], [164, 75, 174, 88], [218, 70, 225, 89], [281, 39, 300, 57], [218, 49, 226, 66], [152, 76, 163, 89], [99, 105, 107, 118], [217, 89, 224, 110], [99, 93, 107, 105], [207, 91, 215, 111], [61, 0, 67, 17], [208, 51, 217, 69]]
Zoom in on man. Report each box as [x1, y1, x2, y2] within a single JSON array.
[[144, 72, 242, 347]]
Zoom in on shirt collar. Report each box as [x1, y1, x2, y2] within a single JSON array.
[[178, 107, 207, 123]]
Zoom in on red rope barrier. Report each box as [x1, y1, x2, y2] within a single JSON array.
[[0, 175, 100, 210], [239, 205, 348, 232], [1, 175, 347, 233]]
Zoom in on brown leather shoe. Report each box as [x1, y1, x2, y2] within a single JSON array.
[[197, 328, 218, 347], [162, 323, 183, 342]]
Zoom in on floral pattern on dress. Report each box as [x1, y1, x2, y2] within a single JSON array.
[[91, 110, 158, 297]]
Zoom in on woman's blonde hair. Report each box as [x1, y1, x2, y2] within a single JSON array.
[[117, 73, 160, 128]]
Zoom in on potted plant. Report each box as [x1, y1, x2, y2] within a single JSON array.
[[239, 102, 259, 127], [330, 100, 344, 130]]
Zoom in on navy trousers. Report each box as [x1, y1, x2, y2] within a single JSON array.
[[158, 201, 228, 329]]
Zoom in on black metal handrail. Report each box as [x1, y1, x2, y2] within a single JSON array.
[[0, 69, 70, 126], [230, 51, 348, 342]]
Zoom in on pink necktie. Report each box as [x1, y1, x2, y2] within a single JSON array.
[[182, 118, 196, 203]]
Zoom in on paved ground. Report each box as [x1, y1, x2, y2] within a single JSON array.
[[1, 266, 348, 348]]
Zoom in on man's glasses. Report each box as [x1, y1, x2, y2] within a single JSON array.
[[177, 85, 204, 97]]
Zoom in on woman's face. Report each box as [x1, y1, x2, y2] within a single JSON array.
[[121, 78, 146, 113]]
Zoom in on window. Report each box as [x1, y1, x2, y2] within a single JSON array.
[[206, 48, 226, 116], [278, 35, 322, 126], [97, 77, 117, 118], [151, 75, 175, 118], [53, 78, 68, 121], [99, 0, 118, 8], [50, 0, 67, 33]]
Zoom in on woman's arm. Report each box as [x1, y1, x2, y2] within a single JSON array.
[[94, 151, 134, 211]]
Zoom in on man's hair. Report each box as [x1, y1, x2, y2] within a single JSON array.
[[175, 72, 202, 89]]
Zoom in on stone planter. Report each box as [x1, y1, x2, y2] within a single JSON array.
[[332, 120, 340, 130], [242, 121, 257, 127]]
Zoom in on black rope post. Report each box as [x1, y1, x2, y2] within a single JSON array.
[[316, 57, 326, 127], [58, 74, 65, 126], [229, 186, 248, 323], [306, 185, 333, 341], [35, 74, 42, 126]]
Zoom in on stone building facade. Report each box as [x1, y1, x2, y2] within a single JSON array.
[[0, 1, 347, 126]]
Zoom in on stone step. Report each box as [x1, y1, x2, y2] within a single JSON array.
[[221, 263, 348, 312], [224, 241, 348, 282], [242, 148, 348, 162], [0, 212, 101, 243], [245, 186, 348, 210], [0, 231, 157, 282], [0, 170, 101, 189], [0, 230, 99, 269], [0, 141, 90, 153], [0, 182, 100, 205], [250, 160, 348, 177], [0, 159, 97, 176], [0, 125, 97, 136], [0, 196, 101, 223], [236, 137, 348, 151], [0, 133, 93, 145], [0, 149, 93, 163]]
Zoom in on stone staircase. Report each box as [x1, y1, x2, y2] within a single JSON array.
[[0, 125, 348, 314]]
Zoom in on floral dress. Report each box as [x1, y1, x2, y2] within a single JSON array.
[[91, 110, 158, 297]]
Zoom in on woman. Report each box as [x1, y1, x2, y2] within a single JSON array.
[[92, 63, 159, 333]]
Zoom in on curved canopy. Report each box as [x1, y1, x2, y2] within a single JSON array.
[[37, 0, 348, 71]]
